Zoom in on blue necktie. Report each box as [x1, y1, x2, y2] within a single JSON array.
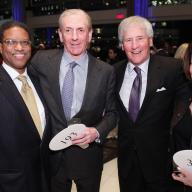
[[128, 67, 142, 121], [62, 62, 77, 121]]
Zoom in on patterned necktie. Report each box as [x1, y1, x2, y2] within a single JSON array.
[[17, 75, 43, 138], [128, 67, 142, 121], [62, 62, 77, 121]]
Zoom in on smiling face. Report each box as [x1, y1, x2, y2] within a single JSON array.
[[0, 26, 31, 74], [58, 12, 92, 59], [122, 23, 153, 65]]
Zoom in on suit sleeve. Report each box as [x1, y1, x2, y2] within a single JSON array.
[[29, 50, 43, 77], [95, 67, 118, 143]]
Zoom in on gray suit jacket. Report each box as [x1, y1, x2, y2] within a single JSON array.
[[30, 49, 118, 178]]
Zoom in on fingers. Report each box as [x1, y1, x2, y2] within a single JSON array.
[[71, 132, 87, 145], [172, 173, 184, 182], [172, 168, 192, 187], [71, 127, 97, 145]]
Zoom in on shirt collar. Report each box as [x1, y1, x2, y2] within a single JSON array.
[[62, 51, 88, 68], [127, 58, 150, 74], [2, 62, 28, 81]]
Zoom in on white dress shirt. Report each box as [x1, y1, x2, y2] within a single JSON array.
[[119, 59, 149, 112], [2, 62, 46, 130]]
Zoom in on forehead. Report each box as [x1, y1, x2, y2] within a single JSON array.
[[123, 23, 147, 38], [3, 26, 29, 39], [61, 13, 89, 29]]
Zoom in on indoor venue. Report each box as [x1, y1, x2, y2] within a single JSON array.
[[1, 0, 192, 59], [0, 1, 192, 191]]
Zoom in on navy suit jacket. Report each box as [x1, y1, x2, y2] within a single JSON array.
[[0, 65, 51, 192]]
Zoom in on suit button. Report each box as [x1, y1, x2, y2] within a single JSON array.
[[177, 113, 181, 117]]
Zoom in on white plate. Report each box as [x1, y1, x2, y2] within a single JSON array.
[[49, 124, 88, 151], [173, 150, 192, 170]]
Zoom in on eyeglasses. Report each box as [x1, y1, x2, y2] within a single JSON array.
[[2, 39, 31, 47]]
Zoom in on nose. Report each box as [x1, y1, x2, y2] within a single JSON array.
[[132, 39, 139, 49], [14, 42, 23, 50], [72, 30, 78, 40]]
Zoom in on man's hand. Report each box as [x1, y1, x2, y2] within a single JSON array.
[[71, 127, 99, 146], [172, 167, 192, 187]]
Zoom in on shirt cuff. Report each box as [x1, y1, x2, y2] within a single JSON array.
[[95, 130, 101, 143]]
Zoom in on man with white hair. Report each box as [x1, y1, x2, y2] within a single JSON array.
[[115, 15, 187, 192]]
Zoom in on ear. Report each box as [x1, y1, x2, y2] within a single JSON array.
[[121, 43, 124, 51], [149, 38, 153, 47], [58, 28, 63, 43], [88, 29, 93, 43]]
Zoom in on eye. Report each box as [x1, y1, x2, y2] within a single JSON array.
[[3, 39, 17, 46], [21, 40, 31, 46], [64, 28, 71, 33], [124, 38, 132, 43], [136, 37, 145, 41], [78, 28, 85, 33]]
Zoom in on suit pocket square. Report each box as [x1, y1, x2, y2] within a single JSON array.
[[156, 87, 166, 92]]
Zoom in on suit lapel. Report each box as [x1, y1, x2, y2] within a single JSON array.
[[28, 70, 49, 139], [116, 60, 133, 119], [137, 55, 162, 120], [0, 66, 40, 138], [45, 50, 67, 122], [116, 60, 127, 93], [76, 54, 101, 114]]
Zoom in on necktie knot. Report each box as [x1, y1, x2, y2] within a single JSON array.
[[17, 75, 30, 89], [69, 62, 77, 69], [134, 67, 141, 75], [17, 74, 27, 82]]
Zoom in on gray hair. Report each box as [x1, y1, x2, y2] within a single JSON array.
[[58, 9, 92, 30], [118, 16, 154, 47]]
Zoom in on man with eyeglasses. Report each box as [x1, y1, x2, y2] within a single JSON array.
[[0, 20, 51, 192]]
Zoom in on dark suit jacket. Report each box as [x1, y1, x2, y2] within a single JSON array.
[[30, 49, 117, 178], [171, 80, 192, 151], [0, 65, 51, 192], [115, 55, 187, 181]]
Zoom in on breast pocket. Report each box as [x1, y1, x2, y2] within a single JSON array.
[[149, 89, 173, 111]]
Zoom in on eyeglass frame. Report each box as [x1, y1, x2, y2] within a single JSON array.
[[2, 39, 32, 47]]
